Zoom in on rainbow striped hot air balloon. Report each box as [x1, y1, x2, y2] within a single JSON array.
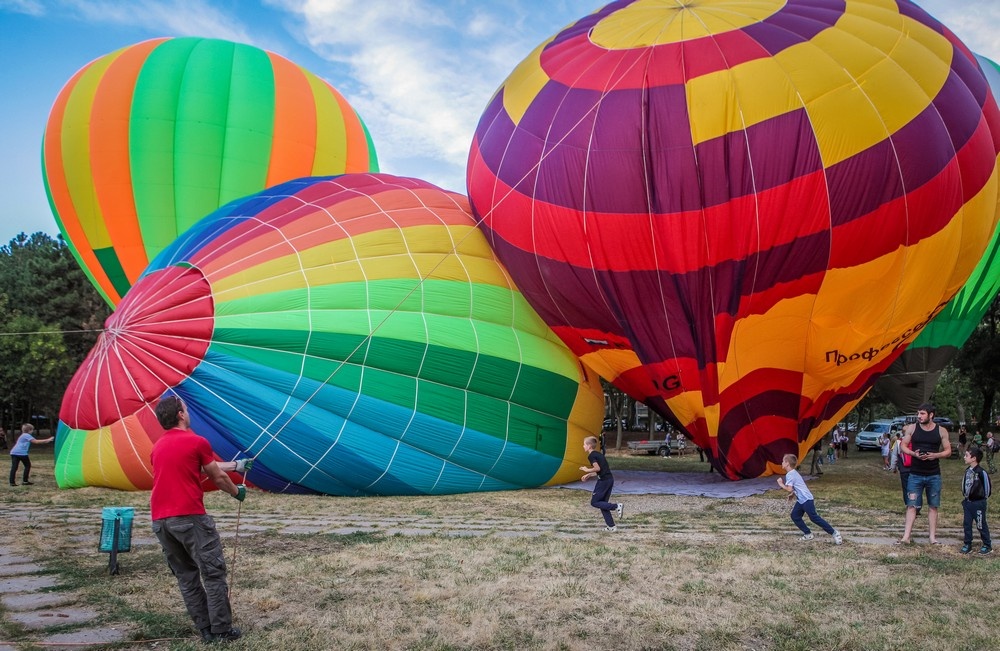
[[43, 37, 379, 306], [55, 173, 604, 496], [467, 0, 1000, 478]]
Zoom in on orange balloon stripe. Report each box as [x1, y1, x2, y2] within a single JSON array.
[[264, 53, 318, 188], [92, 39, 167, 287], [112, 411, 156, 489], [43, 66, 118, 303]]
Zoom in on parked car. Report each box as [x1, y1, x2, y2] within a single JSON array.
[[856, 421, 894, 451], [933, 416, 954, 428]]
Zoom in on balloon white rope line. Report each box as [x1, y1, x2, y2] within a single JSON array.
[[0, 328, 104, 337]]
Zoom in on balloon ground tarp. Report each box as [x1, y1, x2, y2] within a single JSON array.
[[467, 0, 1000, 479], [54, 173, 604, 496], [43, 36, 379, 307]]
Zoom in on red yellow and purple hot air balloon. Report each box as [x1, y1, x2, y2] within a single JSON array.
[[467, 0, 1000, 478], [43, 37, 379, 306]]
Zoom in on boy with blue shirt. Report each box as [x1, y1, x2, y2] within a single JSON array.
[[777, 453, 842, 544], [9, 424, 53, 486]]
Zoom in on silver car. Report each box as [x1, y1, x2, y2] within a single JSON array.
[[856, 422, 892, 451]]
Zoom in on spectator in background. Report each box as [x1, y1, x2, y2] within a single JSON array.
[[889, 434, 900, 472], [809, 436, 824, 476], [985, 432, 997, 474], [837, 428, 850, 459]]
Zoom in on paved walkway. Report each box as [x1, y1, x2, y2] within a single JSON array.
[[0, 498, 969, 649]]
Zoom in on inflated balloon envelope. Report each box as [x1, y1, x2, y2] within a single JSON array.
[[467, 0, 1000, 478], [877, 53, 1000, 414], [43, 37, 379, 307], [55, 174, 604, 496]]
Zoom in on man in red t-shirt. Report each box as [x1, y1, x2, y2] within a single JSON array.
[[151, 396, 248, 644]]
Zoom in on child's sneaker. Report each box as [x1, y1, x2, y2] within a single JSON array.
[[960, 544, 972, 554], [979, 545, 992, 555], [615, 503, 624, 519], [800, 533, 814, 541], [832, 530, 843, 545], [604, 525, 617, 533]]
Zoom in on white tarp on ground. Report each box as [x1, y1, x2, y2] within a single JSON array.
[[558, 470, 781, 499]]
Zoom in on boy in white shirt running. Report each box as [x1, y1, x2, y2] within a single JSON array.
[[777, 453, 843, 544]]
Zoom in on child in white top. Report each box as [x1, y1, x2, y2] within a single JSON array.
[[777, 453, 843, 544]]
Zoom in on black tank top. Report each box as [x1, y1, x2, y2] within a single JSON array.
[[910, 424, 942, 476]]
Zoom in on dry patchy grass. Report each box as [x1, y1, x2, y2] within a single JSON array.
[[1, 449, 998, 650]]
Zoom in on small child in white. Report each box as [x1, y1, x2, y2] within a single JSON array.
[[777, 453, 843, 544]]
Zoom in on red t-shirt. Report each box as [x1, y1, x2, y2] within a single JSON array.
[[150, 428, 216, 520]]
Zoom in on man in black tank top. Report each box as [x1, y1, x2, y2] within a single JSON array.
[[897, 403, 952, 545]]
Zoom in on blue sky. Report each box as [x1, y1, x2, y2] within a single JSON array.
[[1, 0, 998, 244]]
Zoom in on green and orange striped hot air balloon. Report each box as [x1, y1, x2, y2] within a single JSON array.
[[42, 37, 379, 306]]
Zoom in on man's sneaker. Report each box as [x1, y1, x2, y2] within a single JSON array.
[[615, 503, 624, 519], [22, 481, 33, 485], [832, 530, 843, 545], [202, 627, 242, 644], [604, 525, 617, 533], [979, 545, 992, 555], [800, 533, 814, 541], [960, 544, 973, 554]]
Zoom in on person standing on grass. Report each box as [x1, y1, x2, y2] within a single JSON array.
[[150, 396, 250, 644], [960, 446, 992, 555], [580, 436, 623, 532], [776, 453, 843, 544], [880, 433, 891, 470], [9, 424, 53, 486], [984, 432, 998, 474], [898, 403, 951, 545], [808, 436, 824, 476]]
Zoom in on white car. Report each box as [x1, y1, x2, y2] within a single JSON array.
[[856, 422, 893, 451]]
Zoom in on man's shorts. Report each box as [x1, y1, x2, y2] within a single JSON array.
[[906, 473, 942, 509]]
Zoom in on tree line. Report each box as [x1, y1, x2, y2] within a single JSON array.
[[0, 232, 110, 443]]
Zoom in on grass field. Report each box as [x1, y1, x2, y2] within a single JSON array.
[[1, 447, 997, 650]]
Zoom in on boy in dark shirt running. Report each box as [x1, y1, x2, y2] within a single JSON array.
[[580, 436, 623, 532]]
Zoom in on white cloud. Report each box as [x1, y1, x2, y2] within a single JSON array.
[[267, 0, 563, 192], [915, 0, 1000, 60], [0, 0, 44, 16], [54, 0, 257, 44]]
